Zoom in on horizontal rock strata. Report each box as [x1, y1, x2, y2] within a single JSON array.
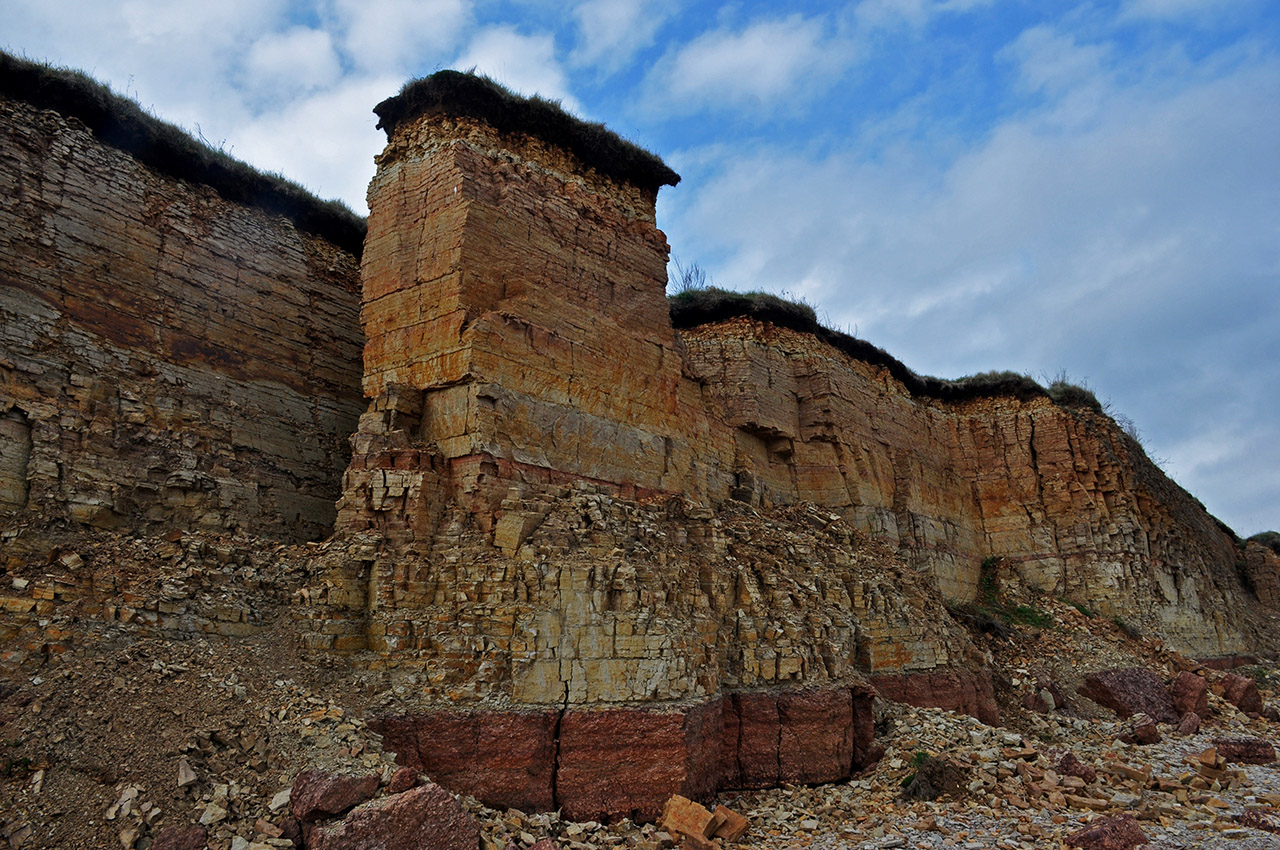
[[320, 77, 1278, 818], [0, 96, 364, 540]]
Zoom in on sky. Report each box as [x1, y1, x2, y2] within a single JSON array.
[[6, 0, 1279, 536]]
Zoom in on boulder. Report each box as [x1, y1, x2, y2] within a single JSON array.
[[388, 767, 420, 794], [1170, 671, 1209, 717], [1056, 752, 1097, 783], [1065, 815, 1148, 850], [151, 825, 208, 850], [1125, 714, 1161, 745], [1217, 673, 1264, 715], [1175, 712, 1202, 736], [1213, 737, 1277, 764], [291, 769, 380, 822], [308, 783, 481, 850], [1078, 668, 1177, 723]]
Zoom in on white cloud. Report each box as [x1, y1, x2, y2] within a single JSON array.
[[572, 0, 674, 72], [330, 0, 470, 74], [1120, 0, 1255, 21], [232, 75, 399, 213], [853, 0, 996, 30], [999, 25, 1110, 96], [454, 27, 581, 112], [242, 27, 343, 104], [647, 15, 852, 113]]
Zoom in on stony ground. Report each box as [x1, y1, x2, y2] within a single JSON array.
[[1, 528, 1278, 849]]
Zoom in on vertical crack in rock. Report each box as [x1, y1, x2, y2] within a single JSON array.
[[550, 681, 568, 810]]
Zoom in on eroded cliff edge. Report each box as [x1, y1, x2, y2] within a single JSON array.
[[0, 64, 1275, 826], [0, 60, 366, 540], [312, 72, 1278, 819]]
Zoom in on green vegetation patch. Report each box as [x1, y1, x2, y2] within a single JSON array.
[[374, 70, 680, 192], [0, 51, 366, 257]]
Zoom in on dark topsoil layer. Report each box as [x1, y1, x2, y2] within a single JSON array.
[[374, 70, 680, 192]]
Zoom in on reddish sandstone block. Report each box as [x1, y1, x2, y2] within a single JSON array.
[[871, 669, 999, 725], [711, 805, 750, 842], [777, 689, 854, 784], [557, 706, 719, 822], [368, 711, 558, 813], [660, 795, 716, 839]]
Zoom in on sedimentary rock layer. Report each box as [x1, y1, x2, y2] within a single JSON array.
[[370, 685, 877, 822], [681, 319, 1277, 658], [0, 97, 364, 540]]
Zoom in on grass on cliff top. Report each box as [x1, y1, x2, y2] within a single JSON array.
[[374, 69, 680, 192], [670, 286, 1105, 409], [0, 51, 367, 257]]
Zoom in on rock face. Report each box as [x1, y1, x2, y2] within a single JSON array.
[[307, 783, 481, 850], [305, 73, 1278, 819], [2, 66, 1277, 825], [680, 320, 1276, 656], [0, 96, 364, 541]]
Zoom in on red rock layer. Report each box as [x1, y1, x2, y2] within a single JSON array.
[[0, 97, 364, 540], [870, 669, 1000, 726], [370, 685, 876, 823]]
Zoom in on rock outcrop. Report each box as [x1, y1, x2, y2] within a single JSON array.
[[313, 71, 1277, 818], [0, 63, 1276, 825], [0, 91, 364, 541]]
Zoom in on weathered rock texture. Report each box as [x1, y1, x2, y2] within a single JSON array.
[[680, 320, 1277, 656], [0, 96, 364, 540], [304, 73, 1278, 819], [2, 66, 1277, 825]]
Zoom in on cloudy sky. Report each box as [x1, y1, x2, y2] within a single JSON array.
[[7, 0, 1278, 536]]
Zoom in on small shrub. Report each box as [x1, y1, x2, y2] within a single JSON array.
[[1007, 604, 1053, 629], [1046, 378, 1103, 413], [669, 259, 709, 294], [1113, 616, 1142, 640], [979, 556, 999, 605], [1242, 665, 1277, 688], [1067, 600, 1095, 618]]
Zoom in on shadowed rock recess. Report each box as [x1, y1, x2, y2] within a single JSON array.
[[2, 64, 1278, 822]]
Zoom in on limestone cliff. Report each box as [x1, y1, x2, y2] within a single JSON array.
[[0, 90, 365, 540], [319, 72, 1277, 819], [0, 65, 1276, 824], [681, 318, 1277, 658]]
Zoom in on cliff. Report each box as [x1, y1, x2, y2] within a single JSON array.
[[0, 65, 1276, 828], [314, 72, 1279, 818], [0, 60, 366, 540]]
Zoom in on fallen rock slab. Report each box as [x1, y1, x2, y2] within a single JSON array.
[[1217, 673, 1264, 715], [1175, 711, 1201, 736], [1065, 814, 1148, 849], [1213, 736, 1276, 764], [1057, 751, 1098, 783], [1078, 668, 1177, 723], [1170, 671, 1209, 717], [291, 769, 381, 821], [151, 825, 208, 850], [308, 783, 480, 850]]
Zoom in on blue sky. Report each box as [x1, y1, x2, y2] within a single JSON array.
[[7, 0, 1279, 536]]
